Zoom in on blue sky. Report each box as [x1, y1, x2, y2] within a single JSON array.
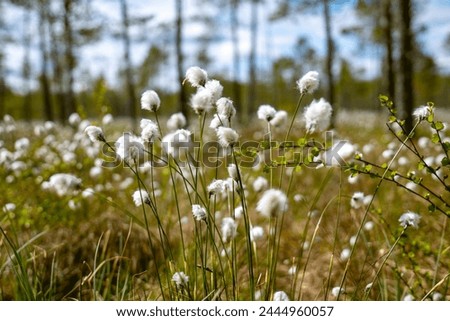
[[3, 0, 450, 92]]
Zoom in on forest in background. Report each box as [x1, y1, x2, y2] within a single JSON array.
[[0, 0, 449, 128]]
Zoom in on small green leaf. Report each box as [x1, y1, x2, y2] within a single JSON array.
[[417, 161, 425, 171], [428, 204, 436, 213], [431, 134, 440, 144], [311, 146, 320, 157], [297, 138, 307, 147], [364, 164, 373, 172], [427, 114, 434, 123], [388, 115, 396, 123], [434, 121, 444, 131], [442, 157, 450, 166], [444, 142, 450, 152]]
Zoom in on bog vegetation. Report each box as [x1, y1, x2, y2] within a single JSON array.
[[1, 68, 449, 301]]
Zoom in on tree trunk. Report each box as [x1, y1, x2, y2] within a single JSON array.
[[38, 0, 53, 121], [120, 0, 137, 125], [247, 0, 258, 123], [21, 8, 32, 122], [230, 0, 242, 113], [63, 0, 76, 119], [399, 0, 414, 132], [175, 0, 188, 120], [384, 0, 396, 103], [323, 0, 335, 126]]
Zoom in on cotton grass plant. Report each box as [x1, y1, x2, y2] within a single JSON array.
[[0, 69, 449, 301]]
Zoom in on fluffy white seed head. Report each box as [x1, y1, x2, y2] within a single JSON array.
[[350, 192, 365, 209], [84, 126, 105, 142], [190, 88, 214, 114], [256, 189, 288, 218], [140, 90, 161, 112], [172, 271, 189, 288], [413, 105, 432, 120], [167, 113, 187, 131], [204, 79, 223, 103], [46, 173, 82, 196], [184, 66, 208, 87], [227, 164, 238, 181], [270, 110, 288, 128], [399, 211, 421, 229], [210, 114, 230, 129], [331, 286, 345, 297], [115, 133, 145, 163], [216, 97, 236, 119], [257, 105, 277, 122], [297, 71, 320, 94], [207, 179, 226, 195], [140, 121, 160, 143], [68, 113, 81, 126], [250, 226, 264, 242], [273, 291, 289, 301], [132, 190, 150, 207], [216, 127, 239, 148], [162, 129, 192, 158], [221, 217, 237, 243], [304, 98, 332, 133], [192, 204, 207, 221], [252, 176, 268, 193]]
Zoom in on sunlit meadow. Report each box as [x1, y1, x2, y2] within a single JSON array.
[[1, 68, 449, 301]]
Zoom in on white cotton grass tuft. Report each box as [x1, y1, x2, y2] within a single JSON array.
[[331, 286, 345, 298], [45, 173, 82, 196], [257, 104, 277, 122], [304, 98, 332, 133], [340, 248, 351, 261], [399, 211, 421, 229], [256, 188, 288, 218], [270, 110, 288, 128], [190, 88, 214, 114], [84, 125, 105, 142], [204, 79, 223, 103], [172, 271, 189, 288], [234, 206, 244, 219], [115, 133, 145, 163], [132, 189, 150, 207], [68, 113, 81, 126], [140, 120, 160, 143], [221, 217, 237, 243], [162, 129, 192, 159], [184, 66, 208, 87], [210, 114, 230, 129], [207, 179, 226, 196], [102, 113, 114, 125], [216, 127, 239, 148], [167, 113, 186, 131], [350, 192, 371, 209], [216, 97, 236, 119], [273, 291, 289, 301], [250, 226, 264, 241], [403, 294, 415, 301], [297, 71, 320, 94], [252, 176, 268, 193], [413, 105, 432, 120], [227, 164, 238, 181], [322, 140, 355, 167], [140, 90, 161, 112], [192, 204, 207, 221], [3, 203, 16, 213]]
